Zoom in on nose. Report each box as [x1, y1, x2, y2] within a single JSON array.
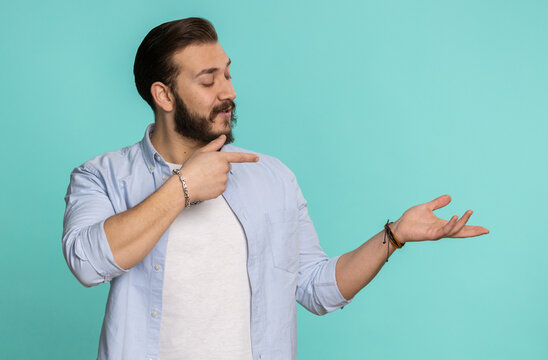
[[218, 77, 236, 101]]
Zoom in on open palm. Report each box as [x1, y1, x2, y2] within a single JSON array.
[[392, 194, 490, 243]]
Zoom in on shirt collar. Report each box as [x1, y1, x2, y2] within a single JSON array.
[[140, 123, 160, 171]]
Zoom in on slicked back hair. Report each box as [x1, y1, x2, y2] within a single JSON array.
[[133, 18, 218, 111]]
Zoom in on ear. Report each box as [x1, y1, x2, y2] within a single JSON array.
[[150, 81, 175, 112]]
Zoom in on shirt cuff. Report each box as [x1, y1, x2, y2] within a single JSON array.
[[81, 219, 129, 282], [316, 255, 354, 313]]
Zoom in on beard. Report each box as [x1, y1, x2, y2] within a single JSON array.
[[172, 91, 237, 144]]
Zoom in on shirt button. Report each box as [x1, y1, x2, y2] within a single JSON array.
[[162, 175, 168, 181], [155, 154, 161, 161], [151, 311, 158, 318], [154, 264, 161, 271], [149, 165, 155, 171]]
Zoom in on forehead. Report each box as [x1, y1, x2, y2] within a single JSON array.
[[173, 42, 229, 76]]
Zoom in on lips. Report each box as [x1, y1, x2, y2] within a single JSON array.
[[216, 104, 232, 115], [217, 109, 232, 118], [211, 100, 235, 121]]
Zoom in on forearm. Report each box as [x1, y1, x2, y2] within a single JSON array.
[[104, 175, 186, 269], [335, 224, 401, 300]]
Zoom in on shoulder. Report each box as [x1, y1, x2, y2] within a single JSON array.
[[74, 141, 142, 179]]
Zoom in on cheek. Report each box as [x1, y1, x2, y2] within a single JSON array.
[[183, 90, 214, 114]]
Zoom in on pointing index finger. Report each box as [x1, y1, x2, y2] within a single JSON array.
[[224, 152, 259, 163]]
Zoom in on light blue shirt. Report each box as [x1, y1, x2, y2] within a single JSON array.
[[62, 124, 352, 360]]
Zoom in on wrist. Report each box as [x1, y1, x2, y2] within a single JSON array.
[[390, 219, 405, 244], [172, 168, 192, 207]]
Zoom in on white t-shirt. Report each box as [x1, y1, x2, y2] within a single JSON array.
[[158, 163, 252, 360]]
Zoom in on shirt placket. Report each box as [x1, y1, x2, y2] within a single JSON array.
[[145, 153, 171, 360]]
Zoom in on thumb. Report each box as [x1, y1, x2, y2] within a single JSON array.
[[200, 134, 226, 152], [427, 194, 452, 211]]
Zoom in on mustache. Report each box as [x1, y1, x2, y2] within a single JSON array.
[[210, 100, 236, 121]]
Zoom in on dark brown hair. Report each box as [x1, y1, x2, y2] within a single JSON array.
[[133, 18, 218, 111]]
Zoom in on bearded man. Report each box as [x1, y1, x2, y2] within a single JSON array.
[[62, 17, 489, 360]]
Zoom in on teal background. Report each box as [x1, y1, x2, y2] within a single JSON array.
[[1, 0, 546, 359]]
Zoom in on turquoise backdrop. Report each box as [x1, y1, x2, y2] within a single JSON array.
[[1, 0, 546, 359]]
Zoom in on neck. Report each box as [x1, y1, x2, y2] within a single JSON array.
[[150, 117, 206, 165]]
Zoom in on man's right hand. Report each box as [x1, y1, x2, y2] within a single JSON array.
[[181, 134, 259, 202]]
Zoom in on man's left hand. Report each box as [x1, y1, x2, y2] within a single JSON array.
[[390, 194, 490, 244]]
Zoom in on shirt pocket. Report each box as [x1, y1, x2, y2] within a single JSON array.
[[265, 208, 299, 273]]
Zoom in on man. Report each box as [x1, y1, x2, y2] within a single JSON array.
[[62, 17, 489, 360]]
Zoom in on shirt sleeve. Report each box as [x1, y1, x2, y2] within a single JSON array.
[[62, 165, 128, 287], [292, 174, 354, 315]]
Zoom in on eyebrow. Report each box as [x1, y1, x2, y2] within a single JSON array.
[[195, 58, 231, 78]]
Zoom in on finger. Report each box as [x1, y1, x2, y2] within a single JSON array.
[[200, 134, 227, 152], [222, 162, 232, 173], [451, 225, 490, 238], [224, 152, 259, 163], [448, 210, 473, 237], [436, 215, 458, 238], [427, 194, 452, 211]]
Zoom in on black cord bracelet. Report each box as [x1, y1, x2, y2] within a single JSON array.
[[383, 219, 405, 263]]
